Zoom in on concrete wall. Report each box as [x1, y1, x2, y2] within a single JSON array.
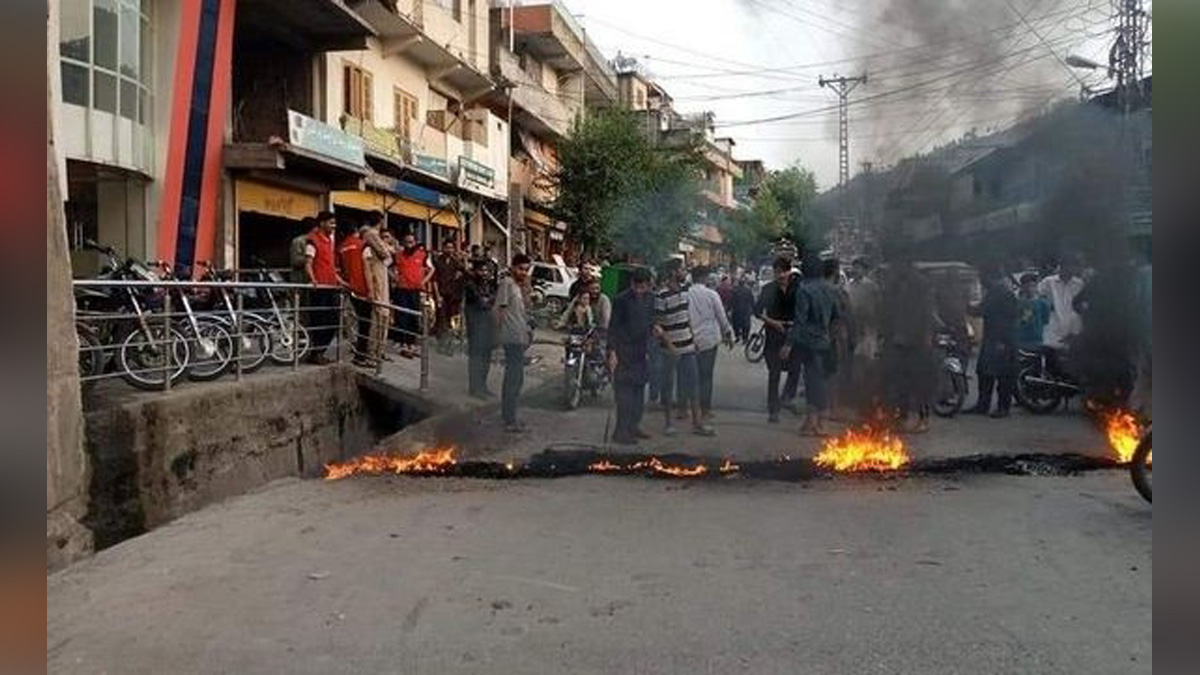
[[82, 366, 421, 549], [48, 13, 94, 567]]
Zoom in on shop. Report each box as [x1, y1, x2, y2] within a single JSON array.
[[234, 179, 323, 269], [331, 175, 459, 248]]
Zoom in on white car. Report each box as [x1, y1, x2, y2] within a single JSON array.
[[529, 261, 577, 314]]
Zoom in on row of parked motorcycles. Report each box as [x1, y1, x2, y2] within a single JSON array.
[[75, 241, 313, 392]]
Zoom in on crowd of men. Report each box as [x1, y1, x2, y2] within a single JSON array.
[[289, 211, 1151, 440]]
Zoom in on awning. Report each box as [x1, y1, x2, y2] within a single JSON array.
[[331, 190, 459, 228], [235, 179, 321, 220]]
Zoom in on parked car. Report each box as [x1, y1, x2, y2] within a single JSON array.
[[529, 260, 576, 315]]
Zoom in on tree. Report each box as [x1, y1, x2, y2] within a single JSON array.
[[763, 165, 825, 251], [553, 108, 703, 262], [721, 186, 785, 265]]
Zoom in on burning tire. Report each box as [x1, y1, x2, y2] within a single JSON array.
[[1130, 430, 1151, 503], [1016, 365, 1062, 414]]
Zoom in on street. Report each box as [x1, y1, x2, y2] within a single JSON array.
[[48, 346, 1151, 674]]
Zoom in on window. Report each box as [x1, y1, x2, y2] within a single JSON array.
[[343, 63, 374, 122], [393, 87, 419, 141], [59, 0, 152, 126], [532, 266, 553, 284]]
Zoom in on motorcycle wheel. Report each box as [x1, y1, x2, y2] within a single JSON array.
[[933, 373, 967, 418], [185, 319, 235, 381], [744, 331, 765, 363], [117, 324, 190, 391], [232, 315, 272, 374], [267, 319, 311, 366], [77, 323, 106, 393], [564, 359, 584, 410], [1015, 365, 1062, 414], [1130, 430, 1152, 503]]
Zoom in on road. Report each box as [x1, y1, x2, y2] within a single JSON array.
[[48, 340, 1152, 674]]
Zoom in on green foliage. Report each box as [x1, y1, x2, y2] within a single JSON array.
[[553, 109, 703, 262], [721, 186, 785, 264], [764, 165, 825, 251]]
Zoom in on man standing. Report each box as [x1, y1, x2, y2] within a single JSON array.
[[336, 223, 371, 364], [684, 266, 733, 421], [879, 259, 937, 433], [394, 232, 434, 358], [289, 217, 317, 283], [1037, 254, 1085, 350], [464, 252, 498, 398], [607, 267, 655, 445], [433, 237, 466, 351], [360, 213, 393, 365], [823, 258, 856, 420], [729, 277, 755, 344], [654, 258, 714, 437], [302, 211, 344, 364], [781, 253, 839, 436], [968, 270, 1019, 417], [1015, 272, 1050, 351], [755, 257, 801, 423], [496, 254, 534, 432]]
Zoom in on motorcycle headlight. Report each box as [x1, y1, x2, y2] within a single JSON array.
[[568, 335, 586, 346]]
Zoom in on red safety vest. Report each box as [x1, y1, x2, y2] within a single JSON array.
[[338, 233, 368, 297], [306, 231, 338, 285], [396, 247, 427, 290]]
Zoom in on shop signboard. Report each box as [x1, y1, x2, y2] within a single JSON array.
[[288, 110, 365, 168]]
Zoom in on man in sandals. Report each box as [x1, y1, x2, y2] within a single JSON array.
[[653, 258, 715, 437]]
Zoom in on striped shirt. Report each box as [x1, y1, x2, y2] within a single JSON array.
[[654, 286, 695, 354]]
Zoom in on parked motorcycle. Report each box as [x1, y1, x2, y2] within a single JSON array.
[[932, 331, 970, 417], [563, 327, 609, 410], [1014, 347, 1080, 414], [74, 241, 190, 391]]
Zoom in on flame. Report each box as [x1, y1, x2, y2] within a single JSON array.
[[719, 459, 740, 474], [324, 448, 456, 480], [588, 460, 622, 472], [1103, 410, 1142, 464], [814, 426, 910, 472], [588, 457, 708, 477]]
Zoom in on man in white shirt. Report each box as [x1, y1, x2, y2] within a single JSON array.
[[1037, 254, 1085, 349], [684, 265, 733, 420]]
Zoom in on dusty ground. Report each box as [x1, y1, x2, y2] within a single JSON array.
[[52, 335, 1151, 674]]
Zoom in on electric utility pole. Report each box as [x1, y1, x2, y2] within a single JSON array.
[[819, 73, 867, 254], [1109, 0, 1149, 120]]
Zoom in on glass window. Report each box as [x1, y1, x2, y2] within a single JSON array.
[[59, 0, 90, 62], [93, 0, 118, 70], [138, 88, 149, 124], [94, 71, 117, 113], [61, 62, 89, 106], [120, 78, 138, 120], [120, 4, 139, 80], [139, 16, 151, 84]]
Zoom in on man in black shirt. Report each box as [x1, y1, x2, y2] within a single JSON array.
[[464, 251, 498, 398], [607, 267, 656, 444], [755, 256, 801, 423]]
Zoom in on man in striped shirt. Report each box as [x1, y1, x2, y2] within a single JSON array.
[[654, 258, 715, 437]]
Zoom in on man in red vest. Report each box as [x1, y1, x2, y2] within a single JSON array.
[[394, 231, 434, 358], [337, 222, 371, 365], [303, 211, 344, 364]]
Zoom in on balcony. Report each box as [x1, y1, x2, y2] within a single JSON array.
[[493, 49, 577, 138], [349, 0, 493, 97], [501, 0, 617, 105], [237, 0, 375, 51]]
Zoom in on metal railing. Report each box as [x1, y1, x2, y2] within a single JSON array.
[[73, 276, 430, 396]]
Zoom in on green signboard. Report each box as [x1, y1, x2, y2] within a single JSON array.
[[413, 152, 450, 180], [288, 110, 365, 168]]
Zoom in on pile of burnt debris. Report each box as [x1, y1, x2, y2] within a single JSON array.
[[327, 446, 1119, 482]]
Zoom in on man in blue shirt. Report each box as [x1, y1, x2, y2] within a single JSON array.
[[1015, 273, 1051, 350]]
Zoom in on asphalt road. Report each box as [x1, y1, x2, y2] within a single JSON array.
[[48, 338, 1152, 674]]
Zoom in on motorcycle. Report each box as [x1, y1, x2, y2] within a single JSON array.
[[563, 327, 609, 410], [1014, 346, 1081, 414], [932, 331, 970, 417]]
